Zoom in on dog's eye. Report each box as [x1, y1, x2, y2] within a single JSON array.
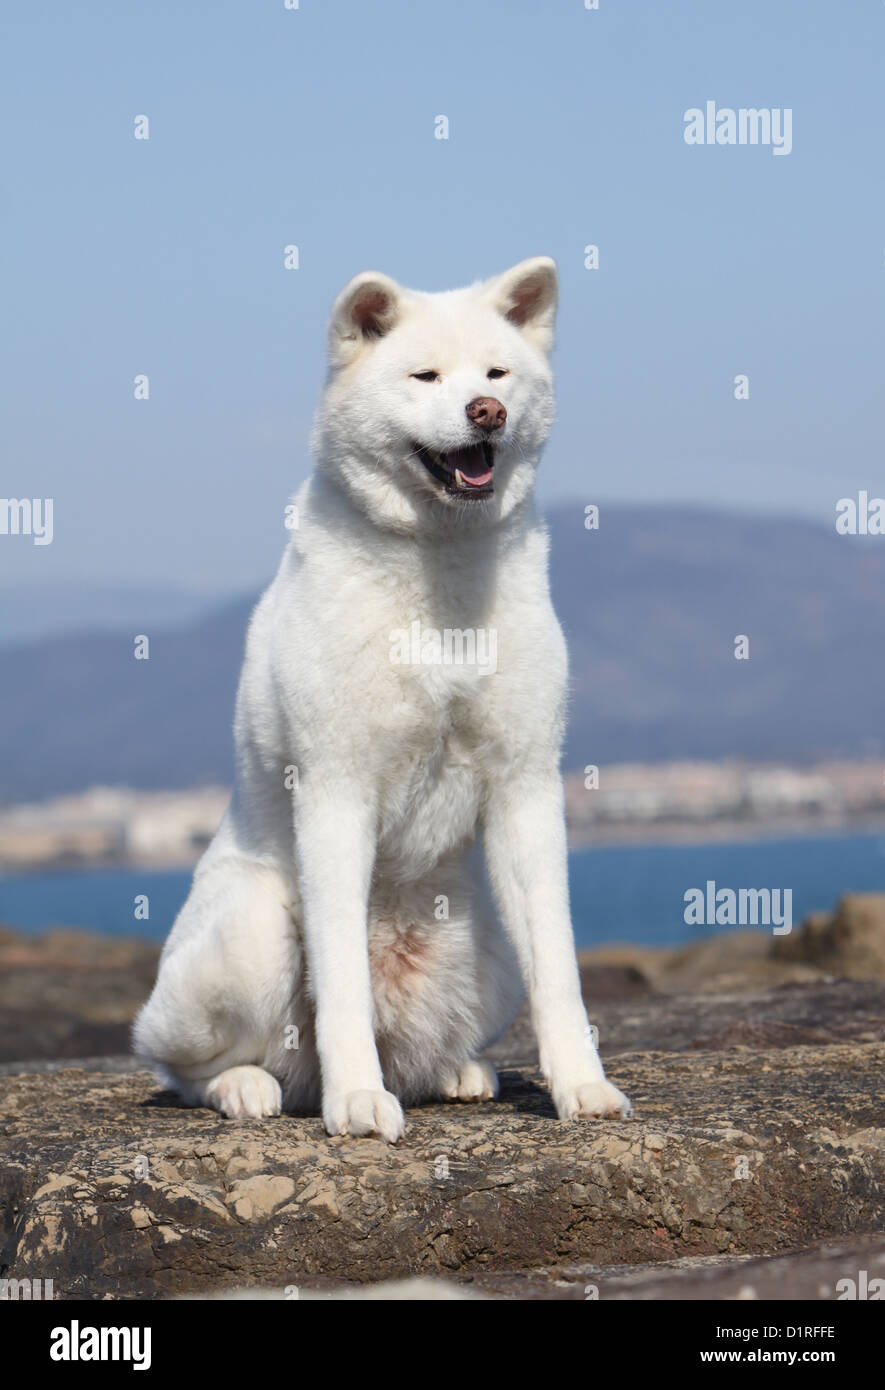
[[487, 367, 509, 380], [410, 370, 440, 383]]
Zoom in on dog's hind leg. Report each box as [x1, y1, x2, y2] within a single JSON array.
[[202, 1064, 283, 1119], [133, 853, 311, 1117], [438, 1059, 500, 1102]]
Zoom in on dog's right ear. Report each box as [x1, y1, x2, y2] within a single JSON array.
[[328, 271, 402, 366]]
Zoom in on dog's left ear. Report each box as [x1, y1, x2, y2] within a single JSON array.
[[485, 256, 558, 354], [328, 271, 402, 367]]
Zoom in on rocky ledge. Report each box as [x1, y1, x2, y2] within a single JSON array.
[[1, 896, 884, 1299]]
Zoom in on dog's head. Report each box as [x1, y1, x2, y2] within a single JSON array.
[[313, 258, 557, 531]]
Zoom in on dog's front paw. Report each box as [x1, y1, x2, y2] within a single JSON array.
[[554, 1079, 633, 1121], [323, 1088, 404, 1142]]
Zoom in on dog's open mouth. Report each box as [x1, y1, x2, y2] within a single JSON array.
[[415, 442, 494, 499]]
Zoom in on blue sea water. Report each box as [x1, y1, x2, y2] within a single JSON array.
[[2, 830, 884, 949]]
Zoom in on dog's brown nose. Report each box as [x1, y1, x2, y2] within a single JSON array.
[[466, 396, 506, 431]]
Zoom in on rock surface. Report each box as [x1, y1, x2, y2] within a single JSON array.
[[1, 903, 885, 1300], [1, 1038, 883, 1300]]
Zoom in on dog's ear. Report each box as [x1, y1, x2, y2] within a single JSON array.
[[485, 256, 558, 354], [328, 271, 402, 365]]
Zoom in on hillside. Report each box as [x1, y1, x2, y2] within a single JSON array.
[[1, 504, 883, 801]]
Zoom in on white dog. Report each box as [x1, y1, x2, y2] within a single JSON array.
[[133, 257, 632, 1141]]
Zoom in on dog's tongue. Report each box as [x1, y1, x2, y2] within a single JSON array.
[[451, 444, 493, 487]]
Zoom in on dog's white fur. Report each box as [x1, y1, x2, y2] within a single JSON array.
[[133, 257, 632, 1140]]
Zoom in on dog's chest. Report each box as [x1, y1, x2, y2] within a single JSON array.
[[375, 678, 488, 866]]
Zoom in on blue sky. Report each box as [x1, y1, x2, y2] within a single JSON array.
[[2, 0, 882, 592]]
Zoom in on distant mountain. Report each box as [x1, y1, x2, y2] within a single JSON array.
[[2, 504, 883, 802], [0, 584, 218, 646], [550, 504, 885, 767], [0, 595, 253, 802]]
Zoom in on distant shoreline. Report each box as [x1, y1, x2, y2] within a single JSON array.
[[3, 814, 885, 879], [3, 761, 885, 876], [567, 813, 885, 852]]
